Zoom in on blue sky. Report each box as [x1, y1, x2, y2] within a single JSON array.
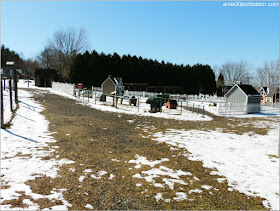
[[1, 1, 279, 71]]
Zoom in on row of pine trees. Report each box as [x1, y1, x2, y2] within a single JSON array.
[[70, 51, 216, 95]]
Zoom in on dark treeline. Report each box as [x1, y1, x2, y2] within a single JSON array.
[[1, 45, 24, 68], [69, 51, 216, 94]]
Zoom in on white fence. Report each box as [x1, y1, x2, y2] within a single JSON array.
[[123, 90, 159, 98], [187, 94, 225, 102], [52, 82, 75, 96]]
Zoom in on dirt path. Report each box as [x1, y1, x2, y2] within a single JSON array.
[[6, 89, 271, 210]]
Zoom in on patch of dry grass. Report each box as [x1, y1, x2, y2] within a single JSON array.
[[12, 89, 270, 210], [1, 191, 30, 208]]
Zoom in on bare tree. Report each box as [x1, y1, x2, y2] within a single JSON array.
[[38, 27, 89, 79], [37, 47, 56, 69], [256, 60, 279, 87], [218, 60, 251, 85], [22, 59, 39, 77]]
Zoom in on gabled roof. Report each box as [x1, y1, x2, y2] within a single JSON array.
[[101, 76, 122, 87], [225, 84, 260, 97], [258, 86, 279, 97]]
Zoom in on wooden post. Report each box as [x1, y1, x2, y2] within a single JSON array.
[[13, 67, 18, 104], [28, 72, 30, 88], [180, 101, 182, 115], [95, 91, 96, 104], [1, 80, 4, 128], [138, 98, 139, 112], [9, 79, 13, 112], [192, 103, 194, 113], [160, 98, 162, 113], [197, 105, 199, 114], [202, 105, 204, 118]]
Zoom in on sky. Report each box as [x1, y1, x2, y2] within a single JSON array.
[[1, 1, 279, 72]]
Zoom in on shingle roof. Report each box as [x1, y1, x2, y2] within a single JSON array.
[[238, 84, 259, 95]]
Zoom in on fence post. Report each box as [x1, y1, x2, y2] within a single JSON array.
[[138, 97, 139, 112], [1, 80, 4, 128], [192, 103, 194, 113], [202, 105, 204, 118], [13, 67, 18, 104], [218, 102, 220, 115], [180, 101, 182, 115], [197, 105, 199, 114], [95, 91, 97, 104], [9, 79, 12, 112]]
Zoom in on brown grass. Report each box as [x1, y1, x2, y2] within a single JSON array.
[[10, 88, 271, 210], [1, 192, 30, 208]]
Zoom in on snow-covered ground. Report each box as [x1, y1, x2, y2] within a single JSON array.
[[1, 80, 279, 210], [1, 87, 74, 210], [150, 125, 279, 210]]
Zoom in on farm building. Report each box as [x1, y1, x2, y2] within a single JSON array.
[[258, 86, 279, 104], [101, 75, 125, 96], [35, 69, 58, 87], [225, 84, 261, 114]]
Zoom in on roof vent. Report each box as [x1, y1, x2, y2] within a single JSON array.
[[236, 81, 242, 85]]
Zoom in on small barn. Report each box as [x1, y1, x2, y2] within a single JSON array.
[[225, 84, 261, 114], [35, 69, 57, 87], [101, 75, 125, 96]]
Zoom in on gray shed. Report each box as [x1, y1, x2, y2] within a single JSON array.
[[225, 84, 261, 114], [101, 75, 125, 96]]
